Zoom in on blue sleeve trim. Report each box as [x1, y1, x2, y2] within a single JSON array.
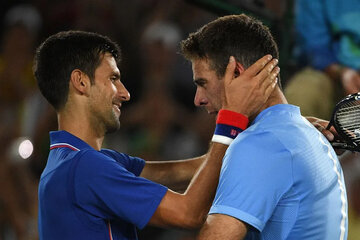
[[209, 205, 264, 231]]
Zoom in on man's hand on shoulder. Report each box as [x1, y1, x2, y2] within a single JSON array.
[[305, 116, 336, 142]]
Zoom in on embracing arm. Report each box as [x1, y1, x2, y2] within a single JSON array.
[[140, 155, 206, 192], [149, 143, 227, 228], [198, 214, 248, 240]]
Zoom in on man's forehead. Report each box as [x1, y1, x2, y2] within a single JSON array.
[[100, 52, 120, 72], [192, 58, 215, 79]]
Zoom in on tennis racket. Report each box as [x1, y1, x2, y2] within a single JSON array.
[[327, 92, 360, 152]]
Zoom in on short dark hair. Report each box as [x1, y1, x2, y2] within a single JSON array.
[[180, 14, 280, 87], [34, 30, 121, 110]]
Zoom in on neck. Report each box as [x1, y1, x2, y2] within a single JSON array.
[[249, 87, 288, 123], [57, 106, 104, 151]]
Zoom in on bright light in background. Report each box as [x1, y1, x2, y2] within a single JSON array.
[[9, 137, 34, 163], [18, 139, 33, 159]]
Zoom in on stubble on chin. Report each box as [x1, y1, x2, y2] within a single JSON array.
[[105, 111, 121, 134]]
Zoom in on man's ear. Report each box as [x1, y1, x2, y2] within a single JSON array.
[[234, 62, 245, 77], [69, 69, 90, 95]]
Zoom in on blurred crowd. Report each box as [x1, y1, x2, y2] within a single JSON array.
[[0, 0, 359, 239]]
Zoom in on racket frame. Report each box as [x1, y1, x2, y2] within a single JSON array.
[[327, 92, 360, 152]]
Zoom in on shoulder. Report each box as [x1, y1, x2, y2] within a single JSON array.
[[80, 149, 115, 164], [230, 130, 289, 157], [101, 149, 145, 175], [101, 149, 143, 163], [223, 130, 293, 178], [74, 150, 117, 176], [75, 149, 145, 177], [239, 111, 314, 152]]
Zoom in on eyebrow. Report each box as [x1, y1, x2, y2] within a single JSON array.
[[193, 78, 207, 86], [112, 72, 121, 78]]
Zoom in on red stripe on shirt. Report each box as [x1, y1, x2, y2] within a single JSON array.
[[108, 221, 113, 240], [50, 144, 79, 151]]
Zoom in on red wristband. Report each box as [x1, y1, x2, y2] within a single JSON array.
[[216, 109, 249, 130]]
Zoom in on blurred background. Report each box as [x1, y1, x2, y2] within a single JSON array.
[[0, 0, 359, 239]]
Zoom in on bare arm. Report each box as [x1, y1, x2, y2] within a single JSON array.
[[149, 143, 227, 228], [198, 214, 248, 240], [146, 55, 279, 229], [140, 155, 206, 192]]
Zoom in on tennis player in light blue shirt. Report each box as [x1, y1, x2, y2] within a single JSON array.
[[209, 104, 348, 239], [180, 14, 348, 240]]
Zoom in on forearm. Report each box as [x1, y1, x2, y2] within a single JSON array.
[[181, 142, 227, 226], [150, 142, 227, 229], [175, 110, 248, 227], [140, 155, 206, 192]]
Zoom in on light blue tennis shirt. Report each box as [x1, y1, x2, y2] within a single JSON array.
[[209, 104, 348, 240]]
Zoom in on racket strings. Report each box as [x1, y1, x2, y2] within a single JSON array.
[[336, 100, 360, 144]]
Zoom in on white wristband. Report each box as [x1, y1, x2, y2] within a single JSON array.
[[211, 134, 234, 145]]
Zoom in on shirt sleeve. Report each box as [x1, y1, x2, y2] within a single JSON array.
[[71, 150, 167, 229], [209, 131, 293, 231], [295, 0, 337, 69], [101, 149, 145, 176]]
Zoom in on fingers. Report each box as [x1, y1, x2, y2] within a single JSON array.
[[256, 58, 279, 85], [322, 129, 335, 142], [258, 61, 280, 100], [224, 55, 278, 85], [263, 76, 278, 98], [335, 148, 346, 155], [262, 65, 280, 88], [224, 56, 237, 85], [314, 122, 335, 141], [243, 54, 273, 77]]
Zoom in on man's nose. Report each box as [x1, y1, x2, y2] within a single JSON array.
[[117, 82, 130, 102], [194, 88, 207, 107]]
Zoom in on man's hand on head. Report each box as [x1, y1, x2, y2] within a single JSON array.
[[221, 55, 279, 117]]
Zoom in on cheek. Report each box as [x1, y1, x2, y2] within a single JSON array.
[[100, 82, 116, 100], [211, 84, 223, 103], [111, 83, 117, 93]]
